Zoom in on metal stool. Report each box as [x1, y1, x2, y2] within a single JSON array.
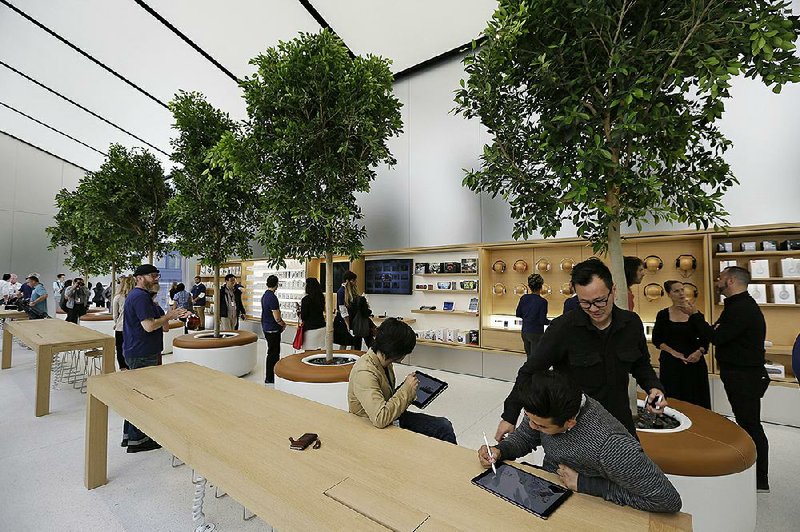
[[78, 349, 103, 394]]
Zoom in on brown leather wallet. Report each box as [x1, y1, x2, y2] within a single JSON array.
[[289, 433, 319, 450]]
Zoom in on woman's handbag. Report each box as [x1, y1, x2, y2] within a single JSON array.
[[292, 323, 304, 350]]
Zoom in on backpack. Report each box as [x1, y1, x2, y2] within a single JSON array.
[[350, 296, 372, 338]]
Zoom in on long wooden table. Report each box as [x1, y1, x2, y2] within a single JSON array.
[[85, 363, 691, 531], [2, 319, 115, 416]]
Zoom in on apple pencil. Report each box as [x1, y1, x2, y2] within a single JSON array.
[[482, 431, 497, 476]]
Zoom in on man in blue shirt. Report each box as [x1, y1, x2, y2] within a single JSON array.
[[261, 275, 286, 384], [19, 272, 37, 300], [515, 273, 549, 361], [190, 276, 206, 330], [25, 275, 48, 318], [122, 264, 185, 452]]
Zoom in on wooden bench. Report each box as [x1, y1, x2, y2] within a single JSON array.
[[85, 362, 691, 531]]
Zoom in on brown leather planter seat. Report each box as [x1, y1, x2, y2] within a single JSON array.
[[275, 350, 363, 383], [173, 330, 257, 349], [638, 397, 757, 477], [79, 313, 113, 321], [56, 307, 106, 315], [167, 320, 183, 330]]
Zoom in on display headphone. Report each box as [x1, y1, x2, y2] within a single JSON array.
[[492, 260, 507, 273], [675, 254, 697, 277], [644, 255, 664, 273], [536, 258, 551, 274], [513, 259, 528, 273], [644, 283, 665, 301], [492, 283, 507, 295], [683, 283, 699, 299], [513, 284, 528, 296]]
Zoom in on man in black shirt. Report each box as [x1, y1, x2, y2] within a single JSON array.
[[681, 266, 770, 492], [496, 259, 666, 439]]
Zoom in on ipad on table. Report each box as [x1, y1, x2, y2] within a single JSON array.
[[471, 462, 572, 520], [410, 371, 448, 409]]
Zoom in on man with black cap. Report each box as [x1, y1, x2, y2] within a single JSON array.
[[121, 264, 186, 452]]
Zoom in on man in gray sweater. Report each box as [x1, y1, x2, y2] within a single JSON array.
[[478, 371, 681, 513]]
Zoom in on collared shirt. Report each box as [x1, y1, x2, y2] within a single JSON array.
[[30, 283, 47, 314], [19, 283, 33, 299], [190, 283, 206, 306], [260, 289, 280, 332], [690, 291, 766, 368], [503, 305, 663, 435], [173, 290, 192, 311], [123, 287, 165, 359], [53, 281, 65, 299]]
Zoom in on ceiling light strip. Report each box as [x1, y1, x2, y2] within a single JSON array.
[[0, 0, 169, 109], [0, 100, 107, 156], [0, 129, 89, 172], [0, 60, 170, 156], [297, 0, 354, 58], [393, 37, 487, 82], [132, 0, 240, 83]]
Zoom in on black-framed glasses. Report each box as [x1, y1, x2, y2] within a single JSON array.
[[578, 292, 612, 310]]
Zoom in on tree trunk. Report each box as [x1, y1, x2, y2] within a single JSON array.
[[607, 219, 639, 420], [148, 250, 154, 264], [325, 252, 334, 362], [110, 264, 116, 302], [213, 265, 221, 338]]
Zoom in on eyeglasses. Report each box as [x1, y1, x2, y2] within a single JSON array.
[[148, 273, 161, 279], [578, 292, 612, 310]]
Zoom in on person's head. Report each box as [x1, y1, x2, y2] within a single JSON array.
[[571, 258, 615, 327], [527, 273, 544, 293], [74, 277, 84, 286], [57, 273, 65, 281], [372, 318, 416, 363], [63, 279, 73, 288], [119, 276, 134, 297], [518, 370, 583, 435], [343, 271, 357, 286], [624, 256, 645, 287], [224, 273, 236, 288], [176, 283, 185, 292], [194, 276, 201, 284], [87, 282, 93, 289], [133, 264, 160, 291], [26, 275, 39, 287], [9, 273, 17, 283], [305, 277, 322, 300], [718, 266, 750, 297], [95, 281, 103, 289], [2, 273, 10, 282], [266, 275, 279, 289], [664, 280, 685, 304]]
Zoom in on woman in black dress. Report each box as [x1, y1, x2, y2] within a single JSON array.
[[651, 280, 711, 408], [299, 278, 326, 350]]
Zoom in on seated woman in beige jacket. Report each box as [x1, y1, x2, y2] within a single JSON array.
[[347, 318, 457, 443]]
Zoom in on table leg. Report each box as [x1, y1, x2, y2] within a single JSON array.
[[1, 326, 12, 369], [101, 338, 116, 374], [85, 389, 109, 489], [35, 346, 52, 417]]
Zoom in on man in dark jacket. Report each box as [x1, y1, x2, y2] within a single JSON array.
[[190, 276, 207, 330], [496, 258, 666, 440], [219, 274, 246, 330], [681, 266, 770, 492]]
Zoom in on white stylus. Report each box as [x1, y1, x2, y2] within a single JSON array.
[[482, 431, 497, 476]]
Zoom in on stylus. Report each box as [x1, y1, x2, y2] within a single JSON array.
[[482, 432, 497, 476]]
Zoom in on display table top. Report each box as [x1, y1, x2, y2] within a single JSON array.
[[85, 362, 691, 531], [7, 318, 112, 350], [0, 309, 28, 320]]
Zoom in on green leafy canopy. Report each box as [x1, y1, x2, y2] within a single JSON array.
[[455, 0, 800, 251]]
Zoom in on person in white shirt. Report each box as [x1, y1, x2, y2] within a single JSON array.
[[5, 273, 21, 299], [0, 273, 10, 301], [53, 273, 66, 301]]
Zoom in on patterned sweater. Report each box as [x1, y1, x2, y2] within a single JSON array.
[[497, 396, 681, 513]]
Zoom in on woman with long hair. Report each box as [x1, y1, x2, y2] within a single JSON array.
[[299, 277, 326, 350], [112, 276, 135, 371]]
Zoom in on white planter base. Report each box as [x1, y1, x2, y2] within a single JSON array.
[[163, 326, 183, 355], [173, 342, 257, 377], [274, 378, 350, 411], [79, 319, 114, 336]]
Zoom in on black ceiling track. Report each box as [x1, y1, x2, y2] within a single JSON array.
[[0, 129, 89, 172], [0, 0, 169, 109], [297, 0, 355, 58], [0, 101, 107, 156], [393, 36, 487, 82], [133, 0, 240, 84], [0, 60, 169, 156]]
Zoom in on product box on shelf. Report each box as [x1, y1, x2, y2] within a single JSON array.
[[441, 262, 461, 274], [764, 362, 786, 378], [423, 329, 435, 341], [762, 240, 778, 251], [456, 330, 468, 344], [461, 258, 478, 273], [780, 258, 800, 278], [719, 259, 738, 271], [468, 330, 479, 345], [716, 242, 733, 252], [459, 280, 478, 291], [747, 284, 768, 304], [749, 259, 770, 279], [446, 329, 459, 343], [741, 241, 757, 252], [415, 263, 430, 275], [429, 263, 441, 274], [779, 239, 800, 251], [435, 329, 445, 342], [489, 314, 522, 330], [437, 281, 456, 290], [771, 284, 796, 304]]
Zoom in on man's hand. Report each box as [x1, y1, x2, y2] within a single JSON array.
[[646, 388, 668, 413], [494, 420, 516, 442], [166, 308, 184, 320], [478, 445, 501, 469], [685, 350, 703, 364], [677, 301, 697, 316], [404, 372, 419, 393], [557, 464, 579, 491]]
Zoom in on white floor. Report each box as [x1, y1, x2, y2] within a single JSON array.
[[0, 338, 797, 531]]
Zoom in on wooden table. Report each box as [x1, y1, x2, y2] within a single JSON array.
[[2, 319, 115, 416], [85, 363, 691, 531]]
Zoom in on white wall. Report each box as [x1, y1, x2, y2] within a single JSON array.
[[0, 132, 88, 315], [362, 55, 800, 251]]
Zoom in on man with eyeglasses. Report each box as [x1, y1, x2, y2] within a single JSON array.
[[496, 258, 666, 439]]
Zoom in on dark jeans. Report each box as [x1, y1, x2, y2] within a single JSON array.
[[122, 353, 160, 446], [521, 331, 543, 362], [264, 331, 281, 383], [66, 304, 86, 324], [720, 365, 769, 487], [398, 411, 457, 444], [115, 331, 128, 370]]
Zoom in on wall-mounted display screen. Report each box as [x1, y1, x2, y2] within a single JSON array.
[[319, 262, 350, 289], [365, 259, 413, 295]]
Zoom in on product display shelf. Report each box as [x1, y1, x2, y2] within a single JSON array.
[[414, 289, 478, 294], [195, 261, 243, 317], [743, 277, 800, 281], [416, 339, 481, 351], [410, 309, 479, 316], [245, 259, 306, 323], [716, 250, 800, 257], [414, 273, 478, 277]]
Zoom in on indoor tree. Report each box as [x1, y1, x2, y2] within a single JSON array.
[[218, 29, 403, 361], [455, 0, 800, 307], [168, 90, 257, 338]]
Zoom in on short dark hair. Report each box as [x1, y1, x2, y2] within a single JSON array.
[[176, 283, 185, 291], [663, 280, 682, 292], [27, 275, 39, 282], [343, 270, 357, 283], [527, 273, 544, 292], [224, 274, 236, 282], [57, 273, 65, 279], [724, 265, 750, 285], [266, 275, 279, 288], [571, 258, 613, 291], [624, 256, 643, 287], [517, 370, 582, 426], [372, 318, 416, 361], [2, 273, 10, 281]]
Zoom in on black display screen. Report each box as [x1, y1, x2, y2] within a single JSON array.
[[472, 463, 572, 519], [365, 259, 412, 295], [412, 371, 448, 409], [319, 262, 350, 289]]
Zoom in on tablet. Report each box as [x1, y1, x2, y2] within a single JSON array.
[[411, 371, 448, 409], [471, 463, 572, 519]]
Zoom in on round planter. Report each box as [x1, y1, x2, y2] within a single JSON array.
[[161, 320, 185, 355], [637, 397, 757, 532], [55, 306, 106, 320], [274, 350, 362, 411], [172, 330, 258, 377], [78, 312, 114, 336]]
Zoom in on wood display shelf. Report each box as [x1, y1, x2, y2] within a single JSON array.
[[714, 302, 800, 308], [745, 277, 800, 281], [414, 289, 478, 294], [410, 309, 479, 316], [416, 339, 481, 351], [414, 273, 478, 277], [716, 250, 800, 257], [372, 317, 416, 325]]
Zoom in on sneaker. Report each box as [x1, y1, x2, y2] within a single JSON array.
[[264, 379, 274, 385], [126, 439, 162, 454], [757, 485, 770, 493], [120, 439, 128, 447]]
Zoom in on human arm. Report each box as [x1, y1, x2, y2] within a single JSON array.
[[630, 315, 665, 396], [272, 309, 286, 331], [31, 288, 47, 305], [495, 418, 542, 462], [652, 312, 687, 361], [140, 307, 183, 333], [577, 435, 682, 513], [236, 289, 246, 319], [350, 369, 417, 428]]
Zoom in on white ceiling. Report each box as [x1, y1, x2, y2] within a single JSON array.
[[0, 0, 496, 172]]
